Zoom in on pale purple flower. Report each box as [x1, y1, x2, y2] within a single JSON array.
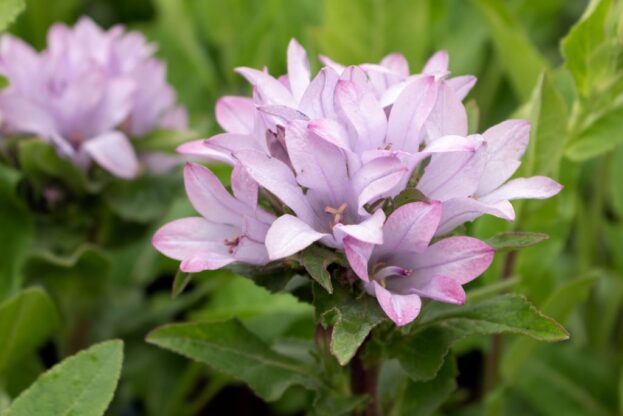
[[344, 201, 494, 326], [0, 17, 186, 178], [152, 162, 275, 272]]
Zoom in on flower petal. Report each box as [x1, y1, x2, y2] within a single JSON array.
[[436, 198, 515, 235], [423, 50, 449, 77], [235, 67, 295, 106], [265, 214, 327, 260], [299, 67, 340, 119], [388, 275, 466, 304], [343, 236, 375, 282], [83, 131, 139, 178], [480, 176, 563, 204], [372, 281, 422, 326], [447, 75, 477, 101], [287, 39, 311, 101], [333, 209, 385, 245], [215, 96, 256, 133], [354, 156, 408, 213], [380, 201, 442, 255]]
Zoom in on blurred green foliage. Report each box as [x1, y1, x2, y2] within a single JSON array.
[[1, 0, 623, 415]]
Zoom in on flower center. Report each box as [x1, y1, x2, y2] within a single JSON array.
[[224, 236, 241, 254], [324, 202, 348, 227]]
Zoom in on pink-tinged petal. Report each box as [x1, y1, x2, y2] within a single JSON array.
[[184, 162, 248, 225], [231, 163, 258, 208], [318, 55, 345, 73], [480, 176, 563, 203], [343, 236, 374, 282], [242, 215, 272, 242], [233, 237, 270, 265], [152, 217, 236, 260], [448, 75, 477, 101], [300, 67, 340, 119], [215, 96, 256, 133], [181, 253, 235, 273], [265, 214, 327, 260], [234, 149, 317, 223], [423, 134, 479, 153], [407, 237, 495, 284], [418, 145, 487, 201], [235, 67, 295, 106], [424, 82, 468, 141], [386, 75, 437, 152], [88, 78, 135, 135], [83, 131, 139, 178], [258, 105, 308, 123], [335, 78, 387, 154], [354, 156, 408, 213], [423, 50, 449, 77], [177, 139, 234, 164], [477, 120, 531, 195], [285, 120, 350, 207], [436, 198, 515, 236], [160, 106, 189, 130], [388, 275, 465, 304], [380, 53, 409, 77], [287, 39, 311, 101], [380, 201, 442, 255], [373, 281, 422, 326], [308, 118, 352, 151], [333, 209, 385, 245]]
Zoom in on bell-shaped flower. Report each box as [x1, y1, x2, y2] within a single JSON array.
[[153, 163, 275, 272], [343, 201, 494, 326]]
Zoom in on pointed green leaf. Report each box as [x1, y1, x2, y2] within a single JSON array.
[[561, 0, 612, 96], [2, 340, 124, 416], [486, 231, 549, 252], [146, 320, 320, 401], [171, 270, 192, 298], [0, 288, 60, 373], [390, 294, 568, 382], [0, 0, 25, 32], [566, 105, 623, 161], [298, 245, 345, 293], [313, 285, 385, 366]]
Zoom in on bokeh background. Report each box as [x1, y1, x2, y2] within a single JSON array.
[[4, 0, 623, 415]]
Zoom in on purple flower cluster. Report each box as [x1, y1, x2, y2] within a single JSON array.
[[154, 40, 562, 325], [0, 17, 187, 178]]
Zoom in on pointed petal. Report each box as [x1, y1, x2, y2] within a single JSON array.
[[354, 156, 408, 212], [335, 77, 387, 154], [436, 198, 515, 235], [299, 67, 340, 119], [234, 149, 317, 223], [407, 237, 494, 284], [447, 75, 477, 100], [308, 118, 352, 151], [83, 131, 139, 178], [233, 236, 270, 265], [319, 55, 345, 73], [265, 214, 326, 260], [215, 96, 256, 133], [480, 176, 563, 203], [386, 75, 437, 152], [184, 162, 248, 225], [333, 209, 385, 245], [343, 236, 374, 282], [235, 67, 295, 106], [287, 39, 311, 101], [373, 281, 422, 326], [231, 163, 258, 208], [424, 82, 468, 141], [177, 139, 235, 164], [380, 201, 442, 255], [423, 50, 449, 77], [388, 275, 465, 304], [380, 53, 409, 77], [181, 253, 236, 273]]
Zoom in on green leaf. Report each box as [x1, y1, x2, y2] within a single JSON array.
[[0, 75, 9, 90], [313, 284, 385, 366], [390, 294, 568, 382], [501, 276, 596, 380], [472, 0, 549, 100], [2, 340, 123, 416], [0, 0, 25, 32], [566, 105, 623, 161], [521, 72, 569, 177], [610, 145, 623, 218], [311, 392, 366, 416], [393, 357, 458, 416], [146, 320, 320, 401], [171, 270, 192, 299], [17, 138, 90, 195], [103, 174, 180, 223], [561, 0, 612, 96], [298, 245, 345, 293], [0, 288, 60, 373], [133, 129, 199, 153], [486, 231, 549, 252], [0, 164, 33, 298]]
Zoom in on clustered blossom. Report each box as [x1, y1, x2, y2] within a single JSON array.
[[0, 17, 187, 178], [154, 40, 562, 326]]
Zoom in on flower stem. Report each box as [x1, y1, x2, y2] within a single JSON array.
[[351, 340, 379, 416]]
